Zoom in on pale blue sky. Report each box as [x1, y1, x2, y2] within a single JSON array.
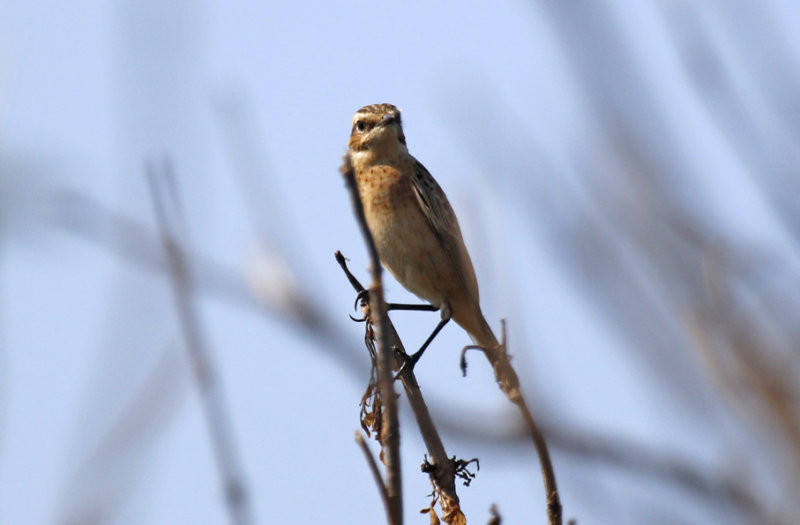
[[2, 1, 799, 524]]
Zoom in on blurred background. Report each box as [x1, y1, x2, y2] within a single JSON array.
[[2, 1, 800, 523]]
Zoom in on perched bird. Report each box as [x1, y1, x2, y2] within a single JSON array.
[[347, 103, 502, 370]]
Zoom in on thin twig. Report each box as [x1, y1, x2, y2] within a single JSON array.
[[488, 504, 501, 525], [515, 396, 561, 524], [340, 154, 403, 524], [500, 320, 561, 523], [147, 159, 254, 525], [356, 432, 391, 520], [463, 321, 563, 524]]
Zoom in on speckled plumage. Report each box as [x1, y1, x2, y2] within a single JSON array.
[[347, 103, 498, 351]]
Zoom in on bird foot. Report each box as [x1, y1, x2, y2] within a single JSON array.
[[393, 347, 422, 380]]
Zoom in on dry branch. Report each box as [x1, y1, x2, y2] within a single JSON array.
[[462, 325, 562, 524], [336, 251, 466, 524], [356, 431, 391, 518], [339, 154, 403, 524]]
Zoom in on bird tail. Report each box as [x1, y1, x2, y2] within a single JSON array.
[[466, 311, 520, 396], [468, 311, 500, 351]]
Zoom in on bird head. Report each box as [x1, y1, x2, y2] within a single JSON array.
[[348, 103, 407, 161]]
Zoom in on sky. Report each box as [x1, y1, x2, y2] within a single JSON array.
[[1, 1, 800, 524]]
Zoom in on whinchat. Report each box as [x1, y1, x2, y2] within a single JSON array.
[[347, 103, 500, 368]]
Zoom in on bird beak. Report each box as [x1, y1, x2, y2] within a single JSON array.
[[378, 113, 397, 127]]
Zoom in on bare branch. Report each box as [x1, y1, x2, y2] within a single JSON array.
[[336, 251, 466, 524], [356, 432, 391, 521], [339, 155, 403, 524], [462, 322, 562, 524]]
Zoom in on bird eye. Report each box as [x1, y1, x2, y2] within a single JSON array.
[[355, 120, 365, 132]]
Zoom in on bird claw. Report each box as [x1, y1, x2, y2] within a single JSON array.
[[460, 344, 487, 377], [354, 289, 370, 311]]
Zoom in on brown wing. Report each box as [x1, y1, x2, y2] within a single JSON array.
[[409, 157, 480, 302]]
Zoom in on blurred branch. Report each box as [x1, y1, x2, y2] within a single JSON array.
[[698, 247, 800, 504], [441, 87, 716, 416], [212, 92, 298, 257], [547, 424, 764, 521], [701, 292, 800, 455], [487, 504, 501, 525], [56, 346, 185, 525], [433, 404, 765, 521], [51, 188, 366, 376], [52, 188, 259, 311], [147, 159, 254, 525]]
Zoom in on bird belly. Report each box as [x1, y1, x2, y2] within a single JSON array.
[[358, 170, 449, 307], [376, 215, 450, 308]]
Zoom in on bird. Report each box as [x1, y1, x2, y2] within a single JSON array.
[[347, 103, 505, 374]]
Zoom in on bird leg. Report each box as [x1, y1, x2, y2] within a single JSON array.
[[394, 305, 452, 378], [351, 287, 448, 377], [387, 302, 439, 312], [354, 289, 438, 313]]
